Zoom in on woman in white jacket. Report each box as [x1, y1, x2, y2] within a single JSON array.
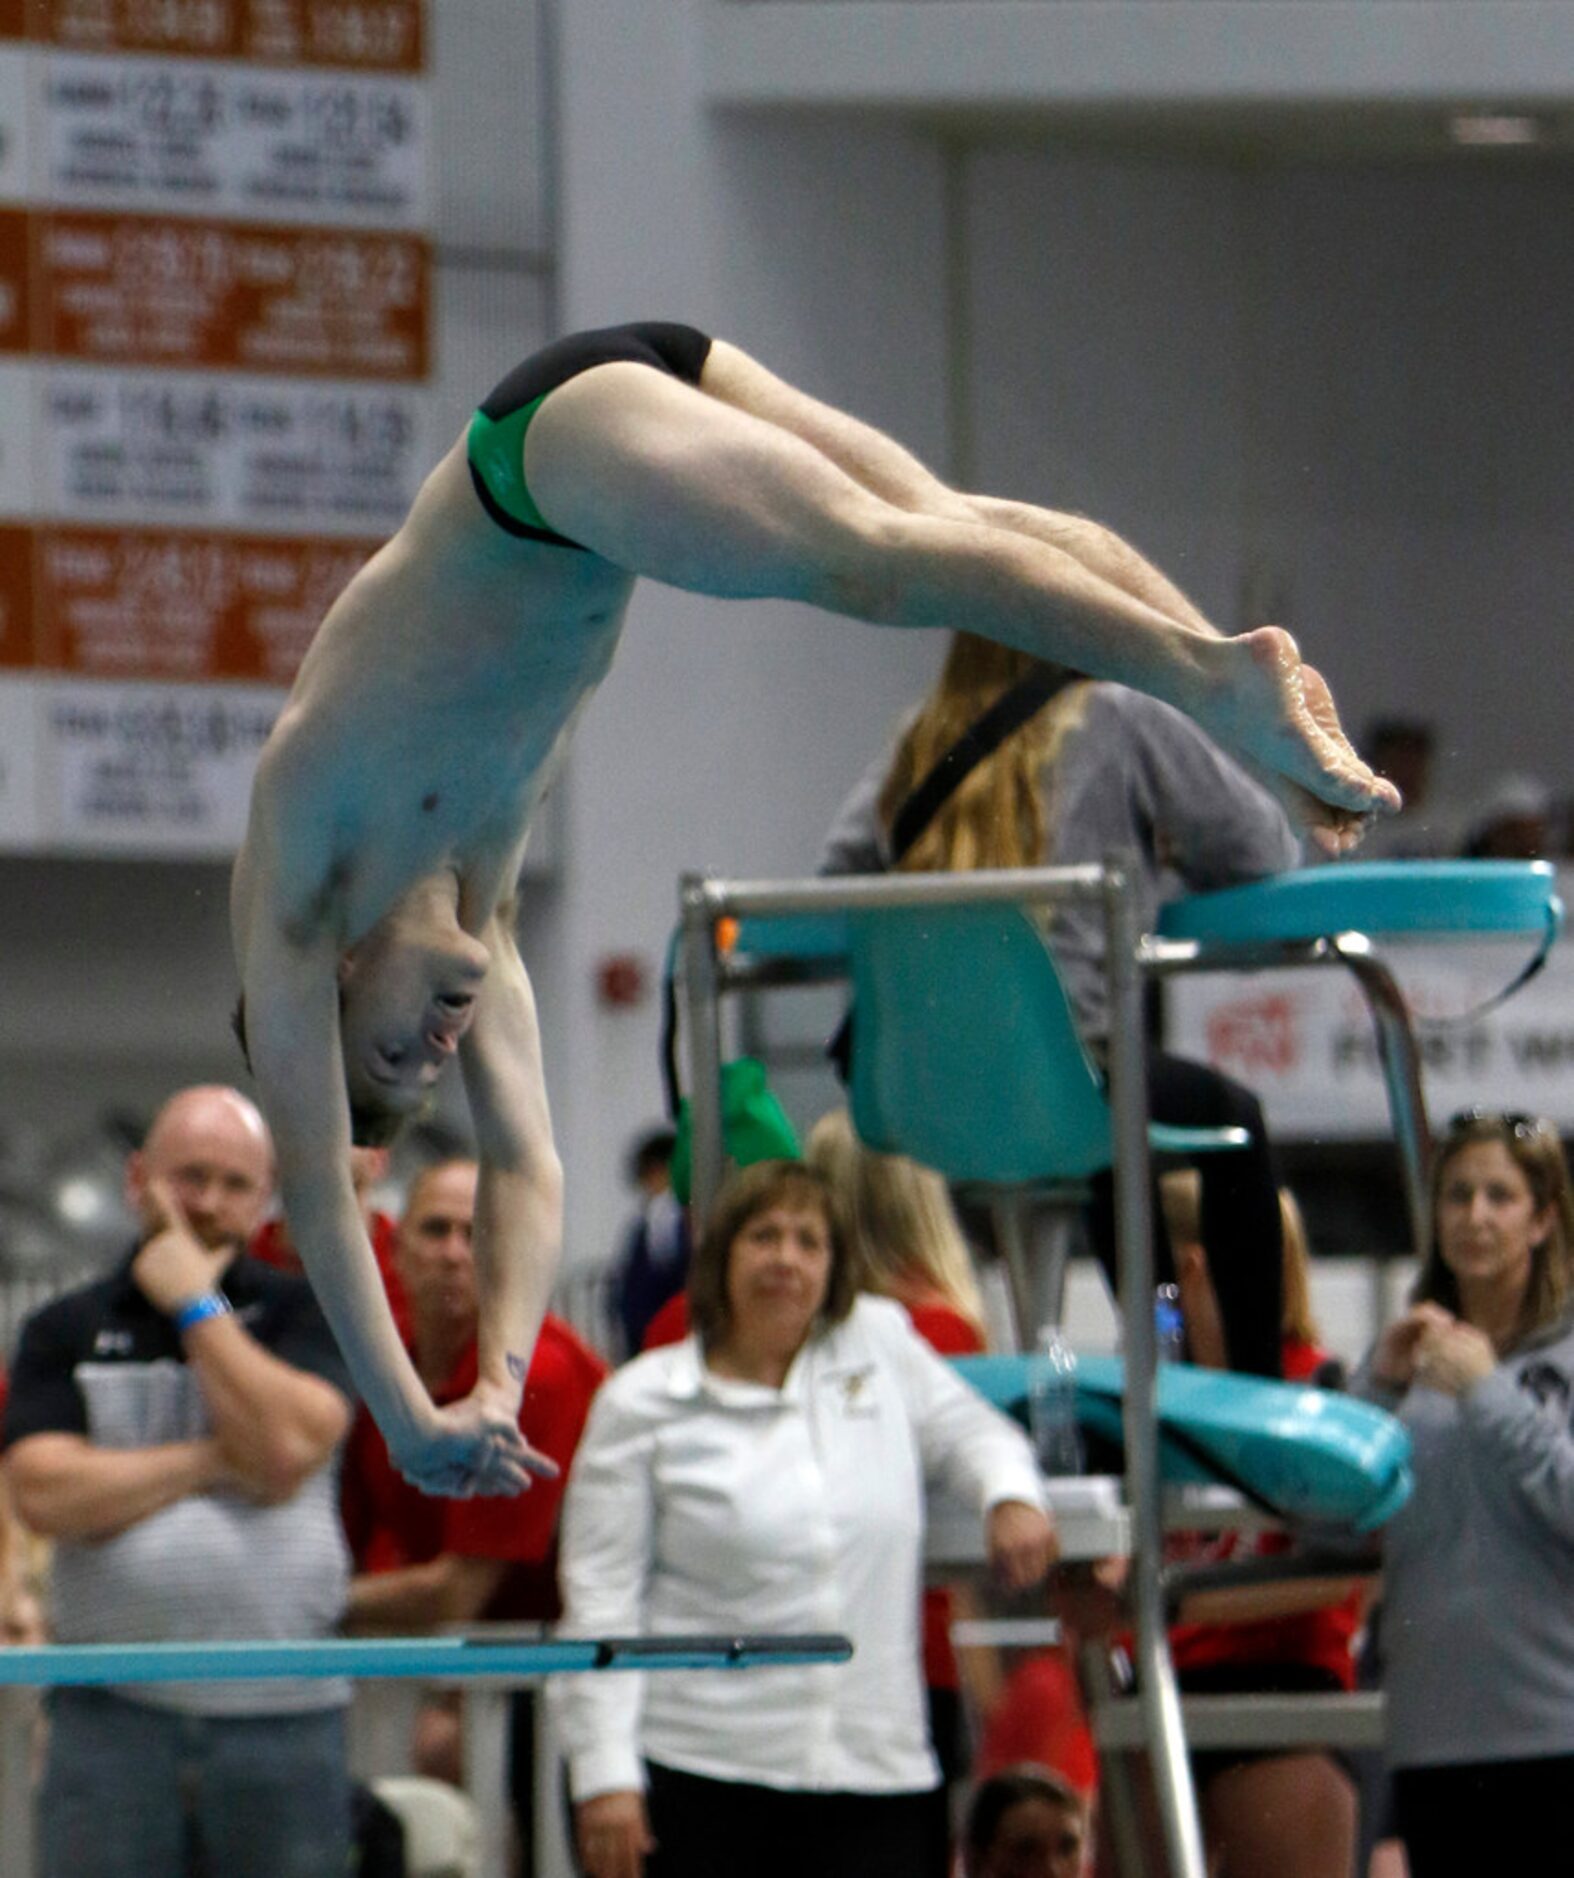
[[555, 1159, 1056, 1878]]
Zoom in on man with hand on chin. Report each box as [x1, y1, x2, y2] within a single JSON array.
[[4, 1084, 356, 1878]]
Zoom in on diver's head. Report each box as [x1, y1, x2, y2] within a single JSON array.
[[336, 879, 490, 1142]]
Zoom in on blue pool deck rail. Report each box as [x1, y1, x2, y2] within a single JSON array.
[[0, 1631, 855, 1688]]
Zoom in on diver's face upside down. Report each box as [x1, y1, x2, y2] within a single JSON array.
[[337, 893, 491, 1125]]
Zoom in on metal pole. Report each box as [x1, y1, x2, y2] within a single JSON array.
[[0, 1688, 34, 1877], [679, 873, 728, 1223], [463, 1686, 511, 1878], [1105, 853, 1206, 1878], [1332, 940, 1434, 1260], [699, 864, 1106, 919]]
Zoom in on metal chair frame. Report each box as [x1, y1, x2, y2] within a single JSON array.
[[675, 857, 1556, 1876]]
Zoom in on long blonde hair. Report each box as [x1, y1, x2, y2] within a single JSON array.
[[877, 633, 1090, 873], [805, 1108, 987, 1339], [1160, 1170, 1323, 1346], [1277, 1188, 1322, 1347]]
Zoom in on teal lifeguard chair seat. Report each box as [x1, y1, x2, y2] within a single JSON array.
[[1158, 860, 1562, 948], [844, 901, 1243, 1343]]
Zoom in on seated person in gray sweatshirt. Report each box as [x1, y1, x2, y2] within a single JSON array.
[[1352, 1107, 1574, 1878], [820, 632, 1301, 1376]]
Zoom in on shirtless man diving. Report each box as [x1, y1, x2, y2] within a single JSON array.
[[231, 321, 1397, 1497]]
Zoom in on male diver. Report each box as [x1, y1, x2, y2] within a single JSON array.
[[232, 322, 1397, 1495]]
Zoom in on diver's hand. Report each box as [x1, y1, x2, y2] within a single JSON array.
[[391, 1387, 559, 1498]]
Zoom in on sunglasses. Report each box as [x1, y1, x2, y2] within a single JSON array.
[[1444, 1108, 1557, 1143]]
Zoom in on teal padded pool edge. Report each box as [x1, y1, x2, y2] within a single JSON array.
[[1157, 860, 1561, 945], [0, 1633, 854, 1688], [955, 1353, 1412, 1533]]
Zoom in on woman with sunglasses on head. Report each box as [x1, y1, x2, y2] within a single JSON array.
[[1353, 1109, 1574, 1878]]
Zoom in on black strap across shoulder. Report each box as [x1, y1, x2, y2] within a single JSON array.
[[823, 662, 1076, 1084], [888, 663, 1076, 862]]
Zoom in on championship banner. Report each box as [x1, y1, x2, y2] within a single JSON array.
[[29, 2, 423, 70], [38, 52, 428, 227], [35, 365, 429, 530], [31, 522, 377, 680], [21, 208, 429, 378], [39, 674, 282, 853], [0, 0, 428, 855]]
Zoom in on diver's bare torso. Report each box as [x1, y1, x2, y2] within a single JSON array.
[[235, 434, 633, 949]]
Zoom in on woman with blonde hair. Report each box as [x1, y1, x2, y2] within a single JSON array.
[[821, 630, 1300, 1378], [805, 1107, 986, 1353]]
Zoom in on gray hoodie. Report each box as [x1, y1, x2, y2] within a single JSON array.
[[1354, 1309, 1574, 1768], [819, 682, 1300, 1039]]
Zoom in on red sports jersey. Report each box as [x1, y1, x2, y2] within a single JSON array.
[[641, 1290, 690, 1351], [900, 1294, 988, 1696], [974, 1648, 1100, 1800], [252, 1210, 412, 1339], [340, 1314, 608, 1622]]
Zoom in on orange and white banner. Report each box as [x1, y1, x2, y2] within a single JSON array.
[[0, 1, 427, 855], [24, 3, 424, 71], [0, 363, 430, 530], [0, 207, 429, 376], [37, 51, 428, 225], [1, 519, 376, 680], [40, 673, 284, 852]]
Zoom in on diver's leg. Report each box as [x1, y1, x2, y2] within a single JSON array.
[[699, 339, 1217, 635], [524, 361, 1392, 846]]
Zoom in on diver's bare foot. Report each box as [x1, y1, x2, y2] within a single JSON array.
[[1198, 627, 1401, 856]]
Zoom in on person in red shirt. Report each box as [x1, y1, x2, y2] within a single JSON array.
[[639, 1287, 689, 1352], [339, 1157, 607, 1816], [1164, 1177, 1369, 1878], [253, 1145, 412, 1339]]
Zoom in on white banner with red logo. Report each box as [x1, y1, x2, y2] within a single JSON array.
[[1167, 913, 1574, 1137]]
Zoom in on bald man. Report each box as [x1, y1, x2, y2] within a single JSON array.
[[231, 320, 1399, 1497], [5, 1085, 356, 1878]]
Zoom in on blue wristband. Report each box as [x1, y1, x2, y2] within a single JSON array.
[[173, 1291, 232, 1335]]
